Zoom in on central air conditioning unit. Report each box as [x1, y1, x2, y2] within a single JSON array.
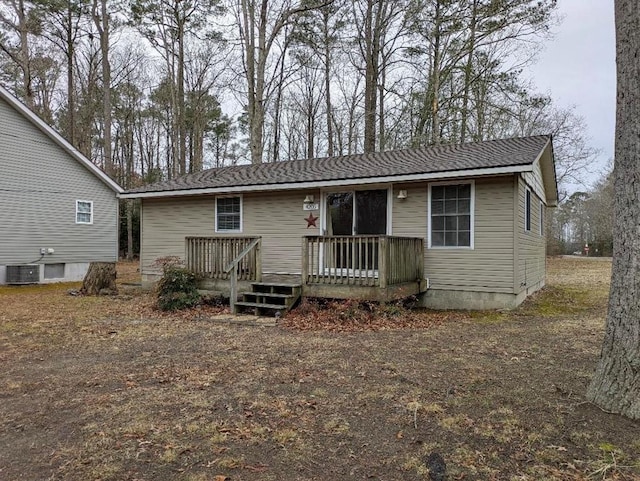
[[6, 264, 40, 284]]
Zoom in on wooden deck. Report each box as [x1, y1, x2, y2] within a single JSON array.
[[186, 235, 427, 302]]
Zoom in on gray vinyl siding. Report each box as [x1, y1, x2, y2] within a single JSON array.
[[516, 175, 546, 291], [0, 98, 118, 266], [141, 190, 321, 275], [393, 176, 515, 293]]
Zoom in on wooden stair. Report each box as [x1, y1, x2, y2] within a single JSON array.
[[235, 282, 301, 317]]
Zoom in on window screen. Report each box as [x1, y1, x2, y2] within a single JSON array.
[[431, 184, 472, 247], [216, 197, 241, 232], [76, 200, 93, 224]]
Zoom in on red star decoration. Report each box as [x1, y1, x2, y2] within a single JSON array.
[[305, 212, 319, 228]]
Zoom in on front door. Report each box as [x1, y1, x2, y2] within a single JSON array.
[[326, 189, 387, 236], [325, 189, 388, 269]]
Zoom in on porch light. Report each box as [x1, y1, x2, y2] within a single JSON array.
[[304, 194, 315, 204], [397, 190, 408, 199]]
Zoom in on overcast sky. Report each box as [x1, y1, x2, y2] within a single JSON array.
[[527, 0, 616, 185]]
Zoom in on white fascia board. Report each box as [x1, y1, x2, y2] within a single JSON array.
[[120, 164, 532, 199], [523, 137, 559, 207], [0, 85, 124, 194]]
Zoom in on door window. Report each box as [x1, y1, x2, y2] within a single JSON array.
[[326, 189, 387, 235], [324, 189, 388, 270]]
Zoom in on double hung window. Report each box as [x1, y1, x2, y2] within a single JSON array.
[[76, 200, 93, 224], [216, 196, 242, 232], [429, 183, 473, 248]]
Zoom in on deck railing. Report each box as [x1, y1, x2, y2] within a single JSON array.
[[185, 236, 262, 281], [301, 236, 424, 288]]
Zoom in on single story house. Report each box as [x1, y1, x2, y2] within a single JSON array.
[[0, 85, 123, 285], [122, 135, 557, 310]]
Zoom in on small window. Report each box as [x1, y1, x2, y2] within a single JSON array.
[[216, 196, 242, 232], [429, 182, 473, 248], [76, 200, 93, 224], [525, 189, 531, 232], [539, 201, 545, 236]]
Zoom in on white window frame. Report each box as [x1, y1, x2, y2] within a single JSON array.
[[427, 180, 475, 250], [525, 188, 532, 232], [76, 200, 93, 225], [215, 195, 243, 233], [539, 200, 545, 236]]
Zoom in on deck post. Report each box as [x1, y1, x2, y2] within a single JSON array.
[[379, 236, 389, 289], [301, 237, 309, 286], [255, 238, 263, 282], [230, 266, 238, 314]]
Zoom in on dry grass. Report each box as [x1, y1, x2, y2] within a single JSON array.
[[0, 257, 638, 481]]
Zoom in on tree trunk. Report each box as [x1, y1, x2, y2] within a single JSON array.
[[323, 8, 333, 157], [586, 0, 640, 420], [460, 0, 477, 144], [81, 262, 118, 296], [93, 0, 113, 177], [66, 1, 75, 146], [241, 0, 265, 164], [18, 0, 34, 109], [362, 0, 378, 153], [271, 28, 290, 163], [431, 0, 442, 145], [177, 18, 187, 174], [378, 56, 385, 152]]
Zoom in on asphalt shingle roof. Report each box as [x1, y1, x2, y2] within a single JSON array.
[[125, 135, 551, 195]]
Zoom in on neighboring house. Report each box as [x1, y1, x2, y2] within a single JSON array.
[[0, 85, 123, 285], [122, 135, 557, 310]]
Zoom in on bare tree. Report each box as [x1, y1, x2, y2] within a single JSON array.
[[0, 0, 38, 107], [131, 0, 222, 174], [36, 0, 89, 146], [236, 0, 329, 164], [352, 0, 405, 152], [92, 0, 114, 176]]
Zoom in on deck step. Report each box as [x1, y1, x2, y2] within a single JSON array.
[[251, 282, 302, 288], [241, 292, 293, 299], [235, 301, 290, 310], [235, 282, 302, 317]]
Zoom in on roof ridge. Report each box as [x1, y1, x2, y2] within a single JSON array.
[[179, 134, 552, 177]]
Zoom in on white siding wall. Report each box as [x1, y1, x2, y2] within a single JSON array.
[[0, 98, 118, 273]]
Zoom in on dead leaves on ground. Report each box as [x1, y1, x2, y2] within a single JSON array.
[[282, 298, 467, 332]]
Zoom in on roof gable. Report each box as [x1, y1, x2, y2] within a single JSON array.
[[539, 141, 559, 206], [0, 85, 123, 194]]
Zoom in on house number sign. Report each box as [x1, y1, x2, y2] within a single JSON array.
[[303, 203, 319, 211]]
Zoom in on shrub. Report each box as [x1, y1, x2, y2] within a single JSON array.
[[156, 265, 201, 311]]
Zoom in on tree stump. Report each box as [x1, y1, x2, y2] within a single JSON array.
[[81, 262, 117, 296]]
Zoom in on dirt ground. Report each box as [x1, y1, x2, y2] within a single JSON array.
[[1, 258, 638, 481]]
